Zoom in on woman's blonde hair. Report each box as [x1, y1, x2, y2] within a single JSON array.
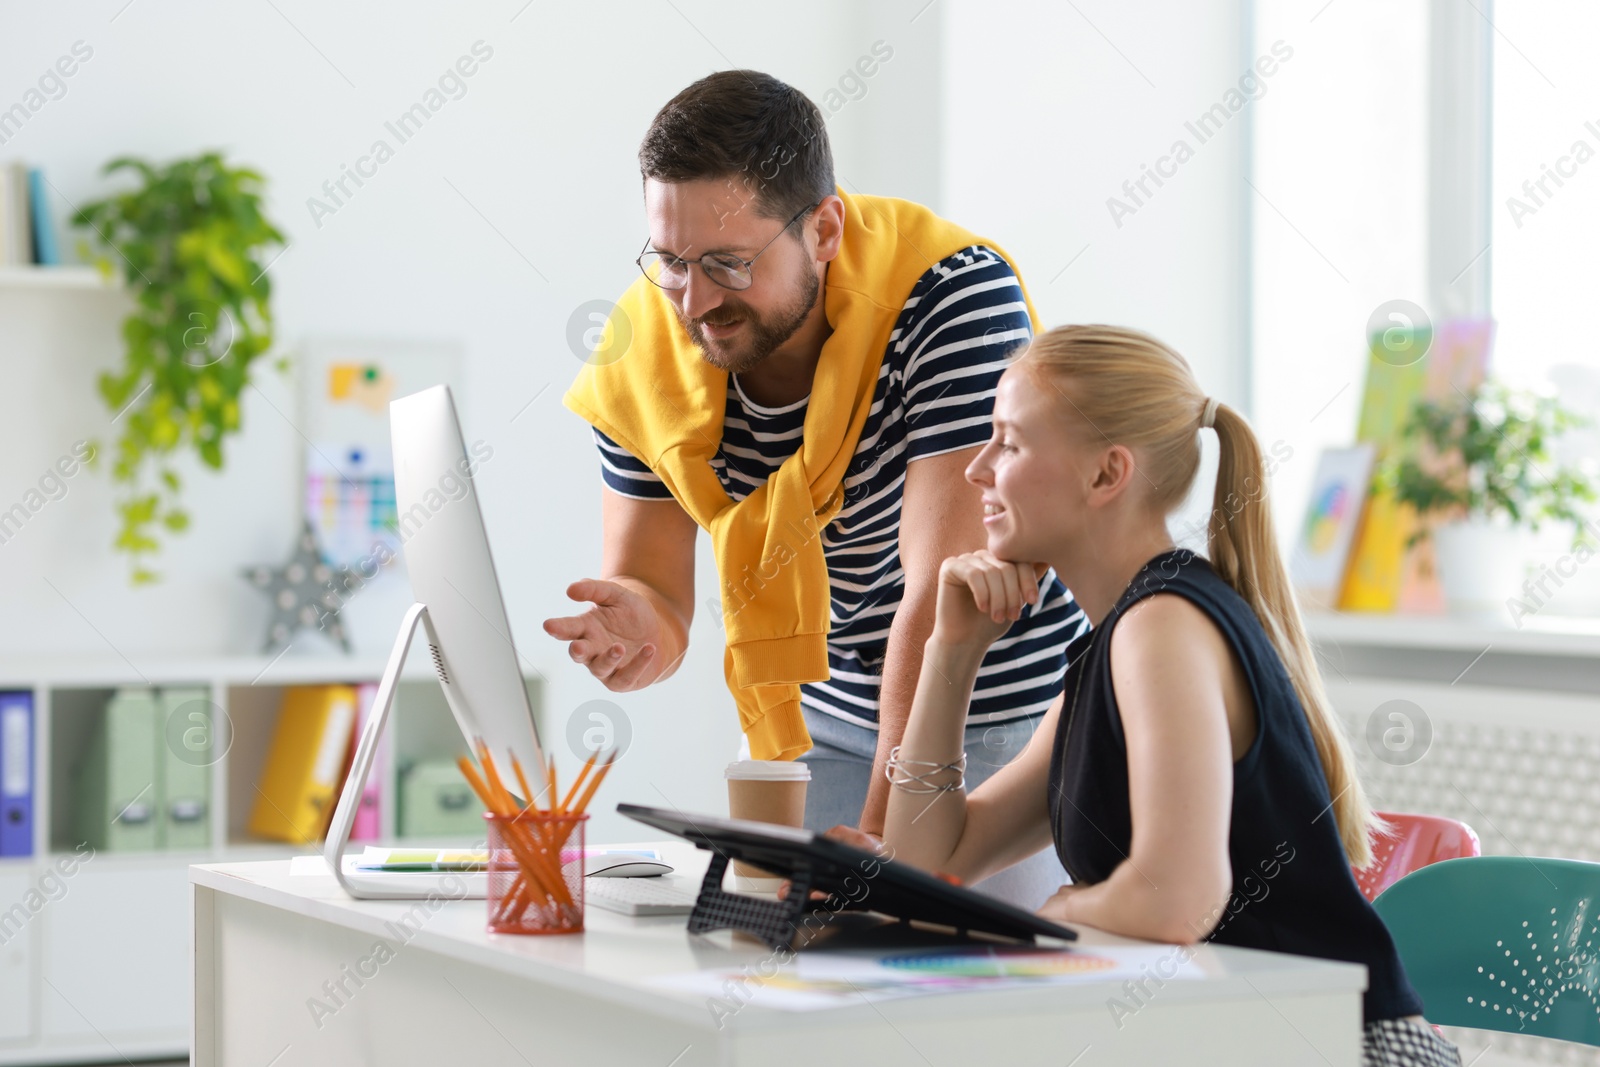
[[1018, 324, 1377, 868]]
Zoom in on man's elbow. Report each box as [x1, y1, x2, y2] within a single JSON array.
[[890, 581, 938, 633]]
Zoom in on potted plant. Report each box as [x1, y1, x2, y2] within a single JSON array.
[[1378, 380, 1597, 612], [71, 151, 285, 584]]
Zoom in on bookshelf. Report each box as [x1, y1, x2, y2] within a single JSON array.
[[0, 651, 545, 1064], [0, 266, 113, 290]]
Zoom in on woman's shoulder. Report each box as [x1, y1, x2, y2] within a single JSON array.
[[1101, 550, 1260, 676], [1109, 548, 1223, 617], [1107, 582, 1232, 679]]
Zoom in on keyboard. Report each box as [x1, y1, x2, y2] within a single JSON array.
[[583, 874, 698, 916]]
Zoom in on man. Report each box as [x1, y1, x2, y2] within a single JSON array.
[[545, 69, 1087, 909]]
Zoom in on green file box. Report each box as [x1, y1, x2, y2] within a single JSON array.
[[398, 760, 484, 838], [75, 688, 161, 851], [157, 687, 212, 851]]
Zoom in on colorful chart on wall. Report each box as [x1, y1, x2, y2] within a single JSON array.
[[299, 338, 461, 567]]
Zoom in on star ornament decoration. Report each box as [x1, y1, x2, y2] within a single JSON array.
[[243, 520, 355, 654]]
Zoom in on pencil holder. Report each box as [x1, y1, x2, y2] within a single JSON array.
[[483, 811, 587, 935]]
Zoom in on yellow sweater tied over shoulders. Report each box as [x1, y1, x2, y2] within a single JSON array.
[[563, 186, 1043, 761]]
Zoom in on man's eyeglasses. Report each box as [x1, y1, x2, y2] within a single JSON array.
[[636, 200, 820, 292]]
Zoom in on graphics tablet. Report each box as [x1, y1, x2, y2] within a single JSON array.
[[618, 802, 1078, 948]]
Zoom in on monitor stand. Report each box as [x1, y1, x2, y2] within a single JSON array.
[[322, 602, 486, 900]]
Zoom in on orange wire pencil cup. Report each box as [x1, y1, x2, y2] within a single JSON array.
[[458, 744, 617, 935]]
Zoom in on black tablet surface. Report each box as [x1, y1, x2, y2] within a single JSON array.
[[617, 802, 1078, 946]]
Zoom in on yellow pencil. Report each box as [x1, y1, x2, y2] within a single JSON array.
[[560, 749, 599, 814], [570, 749, 618, 817]]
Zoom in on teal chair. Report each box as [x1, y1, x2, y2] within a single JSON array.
[[1373, 856, 1600, 1047]]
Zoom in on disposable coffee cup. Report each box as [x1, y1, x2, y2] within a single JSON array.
[[725, 760, 810, 888]]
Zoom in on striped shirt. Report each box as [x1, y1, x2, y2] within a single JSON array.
[[593, 245, 1089, 728]]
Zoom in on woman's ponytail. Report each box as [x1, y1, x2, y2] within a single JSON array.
[[1208, 403, 1378, 868]]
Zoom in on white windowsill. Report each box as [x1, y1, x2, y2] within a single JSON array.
[[1304, 610, 1600, 659]]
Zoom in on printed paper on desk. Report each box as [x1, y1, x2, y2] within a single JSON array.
[[649, 943, 1204, 1012]]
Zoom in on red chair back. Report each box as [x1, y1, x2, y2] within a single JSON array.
[[1353, 811, 1480, 902]]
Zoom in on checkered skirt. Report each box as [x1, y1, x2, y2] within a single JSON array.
[[1363, 1018, 1464, 1067]]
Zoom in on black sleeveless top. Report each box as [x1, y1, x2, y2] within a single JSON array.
[[1048, 548, 1424, 1023]]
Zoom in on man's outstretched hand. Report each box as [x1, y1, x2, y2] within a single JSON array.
[[542, 578, 667, 691]]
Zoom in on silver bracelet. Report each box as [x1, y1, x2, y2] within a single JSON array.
[[884, 745, 966, 794]]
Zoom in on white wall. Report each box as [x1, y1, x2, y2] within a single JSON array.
[[0, 0, 951, 838], [0, 0, 1248, 839], [940, 0, 1252, 542]]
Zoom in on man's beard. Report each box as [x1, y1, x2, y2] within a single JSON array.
[[680, 267, 820, 375]]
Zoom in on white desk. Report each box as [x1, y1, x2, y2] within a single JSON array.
[[191, 841, 1366, 1066]]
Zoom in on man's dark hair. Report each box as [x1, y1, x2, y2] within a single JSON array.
[[638, 70, 834, 224]]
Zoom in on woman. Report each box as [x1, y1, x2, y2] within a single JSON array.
[[850, 325, 1461, 1066]]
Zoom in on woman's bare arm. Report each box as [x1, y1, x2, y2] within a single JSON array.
[[1036, 594, 1242, 942]]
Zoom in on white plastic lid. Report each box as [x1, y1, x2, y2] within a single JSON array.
[[724, 759, 812, 782]]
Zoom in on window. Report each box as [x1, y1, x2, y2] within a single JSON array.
[[1490, 5, 1600, 403], [1252, 0, 1600, 615], [1250, 1, 1432, 553]]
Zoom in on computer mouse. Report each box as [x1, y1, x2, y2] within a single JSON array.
[[587, 855, 674, 878]]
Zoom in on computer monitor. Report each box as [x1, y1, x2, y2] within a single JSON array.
[[323, 383, 547, 899], [388, 384, 546, 778]]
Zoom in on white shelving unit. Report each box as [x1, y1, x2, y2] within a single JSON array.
[[0, 266, 115, 290], [0, 652, 544, 1065]]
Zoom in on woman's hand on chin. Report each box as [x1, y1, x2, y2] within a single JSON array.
[[931, 551, 1049, 650]]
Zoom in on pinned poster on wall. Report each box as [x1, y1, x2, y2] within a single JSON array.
[[298, 339, 461, 568]]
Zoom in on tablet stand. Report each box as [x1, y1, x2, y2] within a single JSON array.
[[687, 851, 822, 951]]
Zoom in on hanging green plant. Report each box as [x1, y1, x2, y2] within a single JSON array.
[[70, 150, 287, 584]]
